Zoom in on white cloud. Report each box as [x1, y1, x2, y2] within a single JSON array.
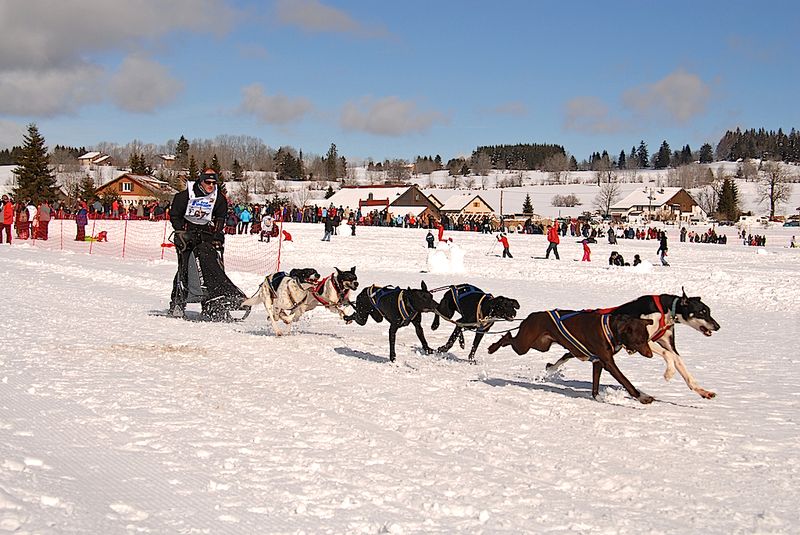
[[622, 69, 711, 124], [239, 84, 313, 125], [0, 1, 234, 116], [340, 97, 447, 136], [563, 96, 626, 134], [0, 65, 103, 116], [0, 1, 235, 70], [109, 56, 184, 113], [0, 119, 25, 149], [274, 0, 387, 37]]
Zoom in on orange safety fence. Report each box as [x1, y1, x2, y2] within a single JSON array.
[[19, 219, 282, 275]]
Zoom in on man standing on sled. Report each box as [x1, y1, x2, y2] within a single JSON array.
[[168, 169, 228, 317]]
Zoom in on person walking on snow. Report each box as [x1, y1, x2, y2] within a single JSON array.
[[545, 224, 560, 259], [426, 230, 435, 248], [657, 231, 670, 266], [581, 238, 591, 261], [498, 232, 512, 258]]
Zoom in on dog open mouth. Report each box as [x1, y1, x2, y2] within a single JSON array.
[[700, 326, 714, 336]]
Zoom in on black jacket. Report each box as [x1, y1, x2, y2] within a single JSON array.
[[169, 181, 228, 232]]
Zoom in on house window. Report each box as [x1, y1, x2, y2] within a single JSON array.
[[121, 182, 133, 192], [473, 201, 480, 208], [415, 193, 420, 201]]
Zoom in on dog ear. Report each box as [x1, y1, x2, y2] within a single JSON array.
[[681, 286, 689, 303], [350, 266, 356, 274], [420, 280, 427, 292], [512, 299, 520, 309], [335, 267, 341, 276]]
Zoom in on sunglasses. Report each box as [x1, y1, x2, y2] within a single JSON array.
[[202, 180, 217, 185]]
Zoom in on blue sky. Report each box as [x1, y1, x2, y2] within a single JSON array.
[[0, 0, 798, 163]]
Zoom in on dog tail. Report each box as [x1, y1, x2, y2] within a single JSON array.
[[431, 314, 440, 330]]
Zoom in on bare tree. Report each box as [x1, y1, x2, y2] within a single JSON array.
[[666, 163, 706, 189], [738, 159, 758, 182], [470, 152, 491, 176], [543, 153, 570, 184], [694, 181, 721, 218], [758, 161, 793, 217], [593, 180, 621, 216]]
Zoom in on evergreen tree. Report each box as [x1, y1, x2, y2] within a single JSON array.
[[654, 140, 671, 169], [569, 155, 578, 171], [325, 143, 339, 180], [629, 146, 637, 168], [618, 150, 626, 169], [699, 143, 714, 163], [231, 159, 243, 180], [188, 156, 198, 181], [11, 124, 58, 204], [210, 154, 222, 180], [434, 154, 442, 169], [175, 135, 190, 169], [522, 194, 533, 214], [717, 178, 740, 221], [636, 140, 649, 168], [129, 151, 148, 175], [79, 175, 97, 202]]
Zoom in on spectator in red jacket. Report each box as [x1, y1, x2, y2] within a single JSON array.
[[581, 238, 591, 262], [498, 232, 512, 258], [0, 195, 13, 244], [545, 224, 560, 259]]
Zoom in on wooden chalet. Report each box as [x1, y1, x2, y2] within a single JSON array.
[[95, 174, 176, 206]]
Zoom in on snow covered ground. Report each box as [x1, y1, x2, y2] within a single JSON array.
[[1, 222, 799, 534]]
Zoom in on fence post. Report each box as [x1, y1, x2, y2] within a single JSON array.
[[275, 215, 284, 272], [161, 220, 168, 260], [88, 219, 96, 254], [60, 219, 63, 251], [122, 219, 128, 258]]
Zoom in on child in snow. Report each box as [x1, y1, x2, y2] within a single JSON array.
[[426, 230, 435, 248], [498, 233, 512, 258], [632, 254, 641, 266], [581, 238, 591, 262]]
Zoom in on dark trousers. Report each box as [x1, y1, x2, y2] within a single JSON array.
[[170, 247, 193, 311], [502, 247, 512, 258], [545, 242, 560, 259], [0, 223, 11, 243]]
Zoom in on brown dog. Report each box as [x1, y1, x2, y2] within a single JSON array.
[[487, 310, 655, 403]]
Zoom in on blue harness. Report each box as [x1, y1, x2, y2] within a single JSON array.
[[269, 271, 287, 294], [367, 285, 418, 322], [449, 284, 493, 331], [547, 310, 615, 362]]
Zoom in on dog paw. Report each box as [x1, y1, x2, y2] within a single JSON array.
[[638, 394, 655, 404], [697, 389, 716, 399]]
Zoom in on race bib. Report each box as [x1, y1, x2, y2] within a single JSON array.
[[185, 186, 217, 226]]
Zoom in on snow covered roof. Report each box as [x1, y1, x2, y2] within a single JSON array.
[[78, 151, 101, 160], [439, 193, 495, 212], [611, 187, 685, 210], [389, 205, 428, 217], [93, 154, 110, 164], [159, 154, 176, 160], [324, 186, 412, 210]]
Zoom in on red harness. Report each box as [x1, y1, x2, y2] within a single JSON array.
[[590, 295, 672, 342], [313, 275, 349, 307]]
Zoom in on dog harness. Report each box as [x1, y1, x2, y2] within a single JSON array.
[[366, 285, 418, 322], [268, 271, 287, 295], [312, 273, 351, 308], [651, 295, 679, 341], [449, 284, 492, 330], [547, 310, 615, 362]]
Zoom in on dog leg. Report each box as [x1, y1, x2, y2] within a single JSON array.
[[487, 332, 512, 354], [413, 317, 434, 355], [467, 330, 487, 362], [546, 352, 574, 373], [388, 324, 398, 362], [653, 339, 715, 399], [437, 327, 461, 353], [591, 360, 603, 399], [601, 357, 653, 404]]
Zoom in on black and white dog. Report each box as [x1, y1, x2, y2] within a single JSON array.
[[243, 268, 320, 334], [344, 281, 438, 362], [431, 284, 520, 362], [547, 290, 720, 399], [303, 267, 359, 319]]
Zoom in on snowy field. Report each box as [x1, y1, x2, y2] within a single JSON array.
[[1, 222, 800, 534]]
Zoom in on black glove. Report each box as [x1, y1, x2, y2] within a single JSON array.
[[212, 232, 225, 245]]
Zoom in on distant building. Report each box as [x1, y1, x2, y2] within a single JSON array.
[[439, 193, 497, 224], [610, 187, 705, 222], [94, 174, 176, 206], [78, 151, 112, 168], [159, 154, 176, 169], [324, 184, 440, 222]]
